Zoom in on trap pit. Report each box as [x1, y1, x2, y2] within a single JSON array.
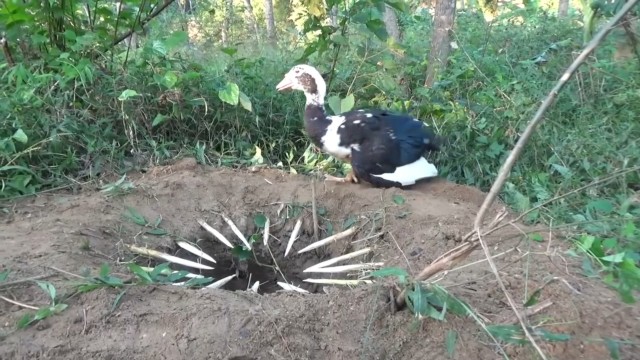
[[168, 225, 337, 294]]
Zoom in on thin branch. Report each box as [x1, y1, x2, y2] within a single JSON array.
[[0, 295, 39, 310], [471, 2, 640, 359], [473, 0, 640, 230], [109, 0, 176, 49], [390, 3, 639, 359], [0, 274, 52, 288]]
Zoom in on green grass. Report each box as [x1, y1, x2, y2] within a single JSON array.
[[1, 3, 639, 306]]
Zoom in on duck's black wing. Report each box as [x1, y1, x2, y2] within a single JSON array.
[[335, 109, 441, 188]]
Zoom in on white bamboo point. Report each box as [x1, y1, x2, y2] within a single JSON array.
[[285, 219, 303, 257], [221, 213, 252, 250], [204, 274, 237, 289], [304, 248, 372, 272], [303, 262, 384, 273], [126, 244, 214, 270], [176, 241, 216, 263], [250, 281, 260, 293], [197, 219, 234, 248], [303, 278, 374, 286], [276, 281, 309, 293], [263, 217, 270, 246], [297, 227, 357, 254]]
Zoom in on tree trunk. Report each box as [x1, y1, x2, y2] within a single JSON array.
[[382, 4, 402, 43], [329, 6, 338, 27], [221, 0, 233, 45], [558, 0, 569, 17], [424, 0, 456, 87], [264, 0, 277, 43], [243, 0, 260, 39]]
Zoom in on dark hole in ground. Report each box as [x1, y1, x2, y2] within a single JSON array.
[[165, 225, 333, 294]]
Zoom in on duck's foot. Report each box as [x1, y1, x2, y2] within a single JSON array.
[[324, 171, 359, 184]]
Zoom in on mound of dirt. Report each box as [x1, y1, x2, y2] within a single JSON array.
[[1, 158, 638, 360]]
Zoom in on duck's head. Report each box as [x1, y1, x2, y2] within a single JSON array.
[[276, 64, 326, 105]]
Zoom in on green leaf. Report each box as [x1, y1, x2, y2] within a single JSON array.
[[445, 330, 457, 358], [327, 95, 341, 114], [128, 263, 153, 283], [183, 276, 214, 288], [534, 328, 570, 342], [406, 284, 432, 317], [123, 207, 147, 226], [392, 194, 405, 205], [232, 245, 252, 260], [154, 215, 163, 228], [99, 263, 111, 278], [118, 89, 139, 101], [254, 213, 268, 228], [218, 82, 240, 105], [163, 31, 189, 50], [34, 307, 53, 321], [150, 263, 172, 279], [167, 270, 191, 282], [601, 252, 626, 263], [341, 94, 355, 112], [145, 228, 168, 236], [162, 71, 178, 88], [0, 270, 10, 282], [12, 129, 28, 144], [369, 267, 409, 284], [486, 324, 528, 345], [112, 290, 127, 312], [51, 303, 68, 314], [17, 313, 34, 329], [239, 92, 253, 112], [365, 19, 389, 41], [342, 215, 357, 230], [528, 233, 544, 242], [36, 281, 56, 302], [63, 30, 76, 41], [604, 338, 621, 360], [523, 288, 542, 307], [588, 199, 614, 214], [602, 238, 618, 250], [220, 47, 237, 56], [152, 114, 169, 127]]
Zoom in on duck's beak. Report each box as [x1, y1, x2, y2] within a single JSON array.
[[276, 75, 294, 92]]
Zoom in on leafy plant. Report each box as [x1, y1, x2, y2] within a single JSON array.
[[17, 281, 68, 329]]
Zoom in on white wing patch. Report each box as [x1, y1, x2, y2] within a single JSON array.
[[321, 115, 352, 159], [371, 157, 438, 186]]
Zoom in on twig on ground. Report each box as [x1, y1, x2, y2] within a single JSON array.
[[0, 295, 39, 310], [506, 299, 554, 325], [0, 274, 52, 288], [311, 180, 319, 242], [47, 266, 85, 280]]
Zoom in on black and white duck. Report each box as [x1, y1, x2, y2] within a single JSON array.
[[275, 64, 442, 188]]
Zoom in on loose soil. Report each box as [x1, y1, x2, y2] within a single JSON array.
[[1, 158, 638, 360]]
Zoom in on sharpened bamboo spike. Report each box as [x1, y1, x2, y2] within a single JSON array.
[[221, 214, 252, 250], [263, 217, 270, 246], [198, 219, 234, 248], [303, 263, 384, 273], [176, 241, 216, 263], [276, 281, 309, 293], [303, 279, 374, 285], [297, 227, 357, 254], [304, 248, 372, 272], [204, 274, 237, 289], [285, 219, 303, 257], [126, 244, 214, 270]]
